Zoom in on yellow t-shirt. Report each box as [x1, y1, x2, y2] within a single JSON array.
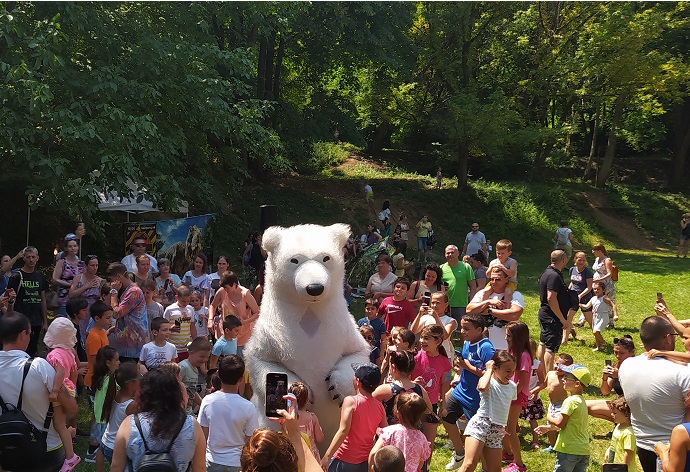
[[555, 394, 589, 456]]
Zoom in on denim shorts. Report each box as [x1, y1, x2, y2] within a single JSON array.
[[100, 443, 114, 464], [553, 452, 589, 472]]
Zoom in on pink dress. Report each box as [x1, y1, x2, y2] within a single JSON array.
[[46, 347, 78, 395], [298, 410, 322, 461], [378, 424, 431, 472]]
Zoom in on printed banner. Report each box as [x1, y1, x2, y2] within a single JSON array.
[[125, 214, 215, 275]]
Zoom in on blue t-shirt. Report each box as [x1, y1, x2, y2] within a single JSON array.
[[451, 337, 496, 411], [212, 336, 237, 357], [357, 317, 387, 349]]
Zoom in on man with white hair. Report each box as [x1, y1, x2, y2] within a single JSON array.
[[441, 245, 477, 324]]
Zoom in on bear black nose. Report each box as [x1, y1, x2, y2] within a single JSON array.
[[306, 284, 324, 296]]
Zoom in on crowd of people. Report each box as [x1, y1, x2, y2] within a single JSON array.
[[0, 212, 689, 472]]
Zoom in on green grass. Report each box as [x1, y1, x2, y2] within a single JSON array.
[[74, 153, 690, 471]]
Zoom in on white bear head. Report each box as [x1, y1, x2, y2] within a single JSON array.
[[262, 223, 350, 304]]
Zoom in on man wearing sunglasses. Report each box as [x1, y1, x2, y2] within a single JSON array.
[[619, 315, 690, 472], [121, 234, 158, 274], [466, 267, 525, 350]]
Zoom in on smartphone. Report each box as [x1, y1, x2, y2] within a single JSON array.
[[174, 319, 181, 327], [605, 359, 612, 366], [265, 372, 289, 417], [443, 282, 449, 288], [602, 464, 627, 472], [454, 349, 463, 358], [657, 292, 663, 300], [422, 291, 431, 306]]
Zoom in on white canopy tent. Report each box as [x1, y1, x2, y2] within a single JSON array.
[[97, 181, 188, 220]]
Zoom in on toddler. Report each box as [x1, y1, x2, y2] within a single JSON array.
[[360, 324, 382, 366], [141, 279, 163, 335], [190, 291, 209, 340], [519, 339, 546, 450], [288, 381, 324, 461], [370, 392, 431, 472], [487, 239, 517, 303], [605, 396, 637, 471], [579, 281, 618, 351], [44, 317, 81, 471]]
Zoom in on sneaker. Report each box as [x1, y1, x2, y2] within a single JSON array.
[[502, 451, 514, 462], [60, 455, 81, 472], [541, 446, 554, 453], [502, 463, 527, 472], [445, 453, 465, 471], [84, 450, 97, 463]]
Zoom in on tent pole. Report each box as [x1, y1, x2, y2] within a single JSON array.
[[26, 196, 30, 246]]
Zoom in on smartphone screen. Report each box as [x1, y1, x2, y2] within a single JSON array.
[[603, 464, 627, 472], [605, 359, 612, 366], [657, 292, 663, 300], [423, 291, 431, 306], [265, 372, 288, 417]]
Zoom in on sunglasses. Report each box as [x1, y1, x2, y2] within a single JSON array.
[[85, 254, 98, 261], [364, 336, 374, 341], [132, 243, 147, 247], [613, 336, 634, 347]]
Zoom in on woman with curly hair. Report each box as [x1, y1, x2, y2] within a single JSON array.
[[110, 368, 206, 472]]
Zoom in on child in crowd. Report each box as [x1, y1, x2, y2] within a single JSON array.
[[163, 285, 196, 361], [138, 317, 177, 371], [380, 327, 415, 381], [65, 297, 89, 371], [457, 351, 518, 472], [378, 278, 416, 333], [443, 312, 496, 470], [487, 239, 517, 303], [541, 353, 574, 453], [190, 291, 209, 340], [357, 298, 387, 351], [535, 364, 592, 472], [289, 381, 325, 461], [141, 279, 164, 336], [520, 339, 546, 450], [370, 392, 431, 472], [579, 281, 618, 352], [605, 396, 637, 472], [321, 363, 387, 472], [179, 336, 211, 414], [210, 314, 242, 369], [360, 325, 382, 366], [410, 291, 457, 366], [44, 317, 81, 471], [374, 350, 432, 426], [84, 301, 115, 391], [502, 321, 533, 472], [372, 446, 405, 472], [87, 346, 120, 468], [411, 324, 452, 465], [99, 361, 139, 465], [199, 355, 259, 472]]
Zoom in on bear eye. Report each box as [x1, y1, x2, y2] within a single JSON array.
[[323, 256, 330, 262], [290, 258, 299, 264]]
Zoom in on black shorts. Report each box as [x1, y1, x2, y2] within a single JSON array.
[[539, 316, 563, 353], [442, 394, 475, 424], [424, 403, 440, 424]]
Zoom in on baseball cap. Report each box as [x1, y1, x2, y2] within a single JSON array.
[[559, 363, 592, 387], [64, 233, 78, 241], [352, 363, 381, 390]]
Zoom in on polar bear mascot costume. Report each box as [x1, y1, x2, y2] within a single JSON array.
[[245, 223, 370, 447]]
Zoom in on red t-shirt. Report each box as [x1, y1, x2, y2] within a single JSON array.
[[334, 394, 385, 464], [411, 350, 451, 404], [378, 296, 416, 332]]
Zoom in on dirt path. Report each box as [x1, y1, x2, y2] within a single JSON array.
[[581, 190, 656, 250]]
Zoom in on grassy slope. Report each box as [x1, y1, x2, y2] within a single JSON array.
[[74, 154, 690, 471]]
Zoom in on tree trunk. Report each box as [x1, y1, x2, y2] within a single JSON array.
[[595, 94, 626, 188], [582, 100, 600, 182], [264, 32, 276, 100], [670, 97, 690, 189], [456, 142, 469, 190], [368, 121, 393, 155], [272, 34, 284, 102], [257, 37, 267, 99], [529, 139, 555, 180]]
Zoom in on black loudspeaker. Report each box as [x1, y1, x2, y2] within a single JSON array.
[[260, 205, 278, 231]]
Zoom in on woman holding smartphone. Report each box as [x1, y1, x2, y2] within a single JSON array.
[[586, 335, 635, 421]]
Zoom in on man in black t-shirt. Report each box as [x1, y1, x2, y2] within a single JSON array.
[[7, 246, 48, 357], [537, 250, 570, 372]]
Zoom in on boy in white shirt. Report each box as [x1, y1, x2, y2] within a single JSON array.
[[199, 355, 259, 472], [138, 317, 177, 371], [163, 285, 196, 361]]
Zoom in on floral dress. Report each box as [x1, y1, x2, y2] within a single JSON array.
[[58, 258, 84, 307]]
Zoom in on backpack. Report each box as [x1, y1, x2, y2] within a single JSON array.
[[427, 229, 437, 248], [0, 358, 54, 471], [611, 261, 619, 282], [133, 413, 186, 472]]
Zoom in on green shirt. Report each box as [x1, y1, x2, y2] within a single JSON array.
[[555, 394, 589, 456], [93, 376, 110, 424], [441, 262, 475, 308], [610, 424, 637, 472]]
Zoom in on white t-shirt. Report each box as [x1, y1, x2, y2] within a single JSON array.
[[164, 302, 195, 353], [468, 290, 525, 351], [139, 341, 178, 369], [464, 231, 486, 256], [101, 399, 133, 449], [475, 376, 517, 426], [0, 351, 61, 450], [183, 271, 210, 301], [619, 354, 690, 450], [194, 307, 210, 338], [121, 253, 158, 274], [555, 227, 573, 247], [198, 391, 260, 466], [208, 273, 222, 301]]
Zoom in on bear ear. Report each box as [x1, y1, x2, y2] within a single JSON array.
[[329, 223, 351, 249], [261, 226, 283, 254]]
